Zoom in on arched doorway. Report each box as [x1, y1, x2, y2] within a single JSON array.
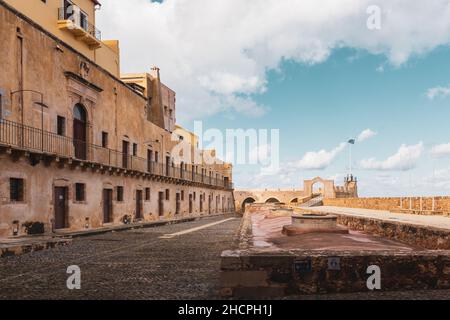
[[241, 197, 256, 212], [73, 103, 87, 160], [312, 181, 325, 196], [265, 198, 280, 204]]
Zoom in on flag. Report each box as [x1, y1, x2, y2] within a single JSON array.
[[348, 139, 355, 145]]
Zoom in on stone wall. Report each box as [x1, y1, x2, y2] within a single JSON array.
[[324, 197, 450, 215], [221, 250, 450, 298], [336, 214, 450, 250]]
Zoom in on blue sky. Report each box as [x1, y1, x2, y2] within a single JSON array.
[[98, 0, 450, 196], [196, 47, 450, 196]]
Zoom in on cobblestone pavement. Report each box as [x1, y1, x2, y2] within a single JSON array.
[[0, 215, 241, 300], [1, 214, 450, 300]]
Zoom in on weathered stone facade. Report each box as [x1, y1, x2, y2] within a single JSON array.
[[0, 1, 234, 238]]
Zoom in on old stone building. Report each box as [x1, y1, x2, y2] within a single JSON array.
[[0, 0, 234, 238]]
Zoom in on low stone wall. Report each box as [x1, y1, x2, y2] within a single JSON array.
[[336, 214, 450, 250], [323, 197, 450, 215], [221, 209, 450, 298], [221, 250, 450, 298]]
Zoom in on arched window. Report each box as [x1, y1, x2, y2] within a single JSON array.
[[74, 103, 87, 122]]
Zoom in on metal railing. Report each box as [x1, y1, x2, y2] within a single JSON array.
[[0, 119, 233, 190], [58, 7, 102, 40]]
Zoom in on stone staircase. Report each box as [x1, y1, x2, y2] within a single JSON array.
[[299, 195, 324, 208]]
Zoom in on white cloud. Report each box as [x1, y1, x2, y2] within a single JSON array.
[[430, 142, 450, 158], [427, 86, 450, 100], [357, 128, 377, 142], [295, 142, 347, 170], [360, 142, 424, 171], [97, 0, 450, 121]]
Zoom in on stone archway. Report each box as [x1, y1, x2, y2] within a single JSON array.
[[303, 177, 336, 199], [241, 197, 256, 212], [265, 197, 281, 204]]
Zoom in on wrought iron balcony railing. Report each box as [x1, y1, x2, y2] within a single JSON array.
[[0, 119, 234, 190]]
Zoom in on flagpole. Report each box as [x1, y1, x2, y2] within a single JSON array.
[[349, 143, 352, 176]]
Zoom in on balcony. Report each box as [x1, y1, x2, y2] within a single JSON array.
[[0, 119, 234, 190], [57, 7, 102, 49]]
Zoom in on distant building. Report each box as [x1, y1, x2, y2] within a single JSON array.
[[0, 0, 234, 238]]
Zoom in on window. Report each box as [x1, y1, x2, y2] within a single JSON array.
[[75, 183, 86, 201], [145, 188, 150, 201], [102, 132, 108, 148], [133, 143, 138, 156], [57, 116, 66, 136], [155, 151, 159, 163], [80, 11, 88, 31], [165, 189, 170, 200], [10, 178, 24, 202], [116, 186, 124, 202], [181, 190, 185, 201], [164, 106, 168, 115], [193, 192, 196, 201]]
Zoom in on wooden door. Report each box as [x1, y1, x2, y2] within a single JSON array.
[[54, 187, 68, 229], [103, 189, 113, 223], [176, 193, 181, 215], [73, 119, 86, 160], [122, 140, 129, 169], [158, 192, 164, 216], [136, 190, 143, 219]]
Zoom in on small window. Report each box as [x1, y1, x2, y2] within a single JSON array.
[[155, 151, 159, 163], [102, 131, 108, 148], [10, 178, 24, 202], [181, 190, 184, 201], [75, 183, 86, 201], [193, 192, 196, 201], [165, 189, 170, 201], [57, 116, 66, 136], [145, 188, 150, 201], [117, 186, 124, 202], [133, 143, 138, 156]]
